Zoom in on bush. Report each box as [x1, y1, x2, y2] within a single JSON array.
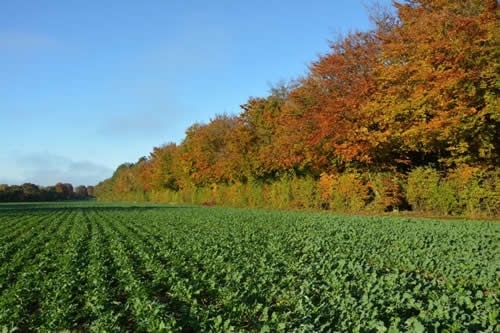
[[289, 175, 318, 209], [246, 178, 266, 208], [318, 172, 369, 212], [266, 175, 293, 209], [407, 167, 443, 213], [318, 173, 336, 209], [445, 166, 500, 217], [367, 172, 407, 212], [406, 166, 500, 217]]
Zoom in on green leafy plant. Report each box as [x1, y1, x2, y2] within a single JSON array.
[[0, 202, 498, 331]]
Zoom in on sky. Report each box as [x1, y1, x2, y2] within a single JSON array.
[[0, 0, 392, 186]]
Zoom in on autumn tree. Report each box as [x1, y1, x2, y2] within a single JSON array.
[[180, 114, 244, 185], [108, 163, 136, 197], [55, 183, 74, 199], [74, 185, 88, 198], [20, 183, 41, 201], [92, 0, 499, 216], [271, 31, 381, 174], [134, 157, 154, 192], [239, 84, 291, 177], [0, 182, 93, 202], [366, 0, 499, 169], [149, 143, 181, 191], [87, 185, 95, 197]]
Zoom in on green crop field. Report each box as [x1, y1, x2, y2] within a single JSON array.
[[0, 203, 498, 332]]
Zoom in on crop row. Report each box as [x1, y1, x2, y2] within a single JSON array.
[[0, 204, 498, 331]]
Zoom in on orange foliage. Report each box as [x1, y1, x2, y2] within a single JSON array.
[[95, 0, 498, 217]]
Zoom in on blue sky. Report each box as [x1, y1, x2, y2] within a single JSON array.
[[0, 0, 391, 186]]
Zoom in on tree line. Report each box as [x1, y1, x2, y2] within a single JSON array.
[[0, 183, 95, 202], [95, 0, 499, 217]]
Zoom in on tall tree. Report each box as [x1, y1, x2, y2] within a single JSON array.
[[274, 31, 381, 174], [181, 114, 242, 185], [149, 143, 181, 191], [239, 84, 291, 177], [366, 0, 499, 168]]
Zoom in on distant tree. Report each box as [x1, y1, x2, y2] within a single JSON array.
[[55, 183, 74, 200], [0, 185, 8, 201], [21, 183, 41, 201], [0, 182, 91, 202], [11, 185, 24, 201], [74, 185, 88, 199], [41, 186, 58, 201], [87, 185, 95, 197]]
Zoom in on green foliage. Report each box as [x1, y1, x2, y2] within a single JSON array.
[[407, 166, 500, 217], [1, 203, 498, 331], [245, 177, 267, 208], [367, 172, 407, 212], [99, 166, 499, 218], [326, 172, 369, 212], [446, 167, 500, 217], [407, 167, 443, 213], [0, 183, 92, 202], [289, 174, 318, 209], [265, 174, 294, 209]]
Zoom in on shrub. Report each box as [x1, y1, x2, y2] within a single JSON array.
[[445, 166, 500, 217], [367, 172, 407, 212], [289, 175, 318, 209], [407, 167, 442, 213], [318, 172, 370, 212], [318, 173, 336, 209]]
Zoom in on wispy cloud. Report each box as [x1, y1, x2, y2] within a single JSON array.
[[9, 152, 113, 186], [0, 31, 65, 54], [97, 80, 189, 140]]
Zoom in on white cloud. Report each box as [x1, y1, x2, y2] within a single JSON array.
[[8, 152, 113, 186]]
